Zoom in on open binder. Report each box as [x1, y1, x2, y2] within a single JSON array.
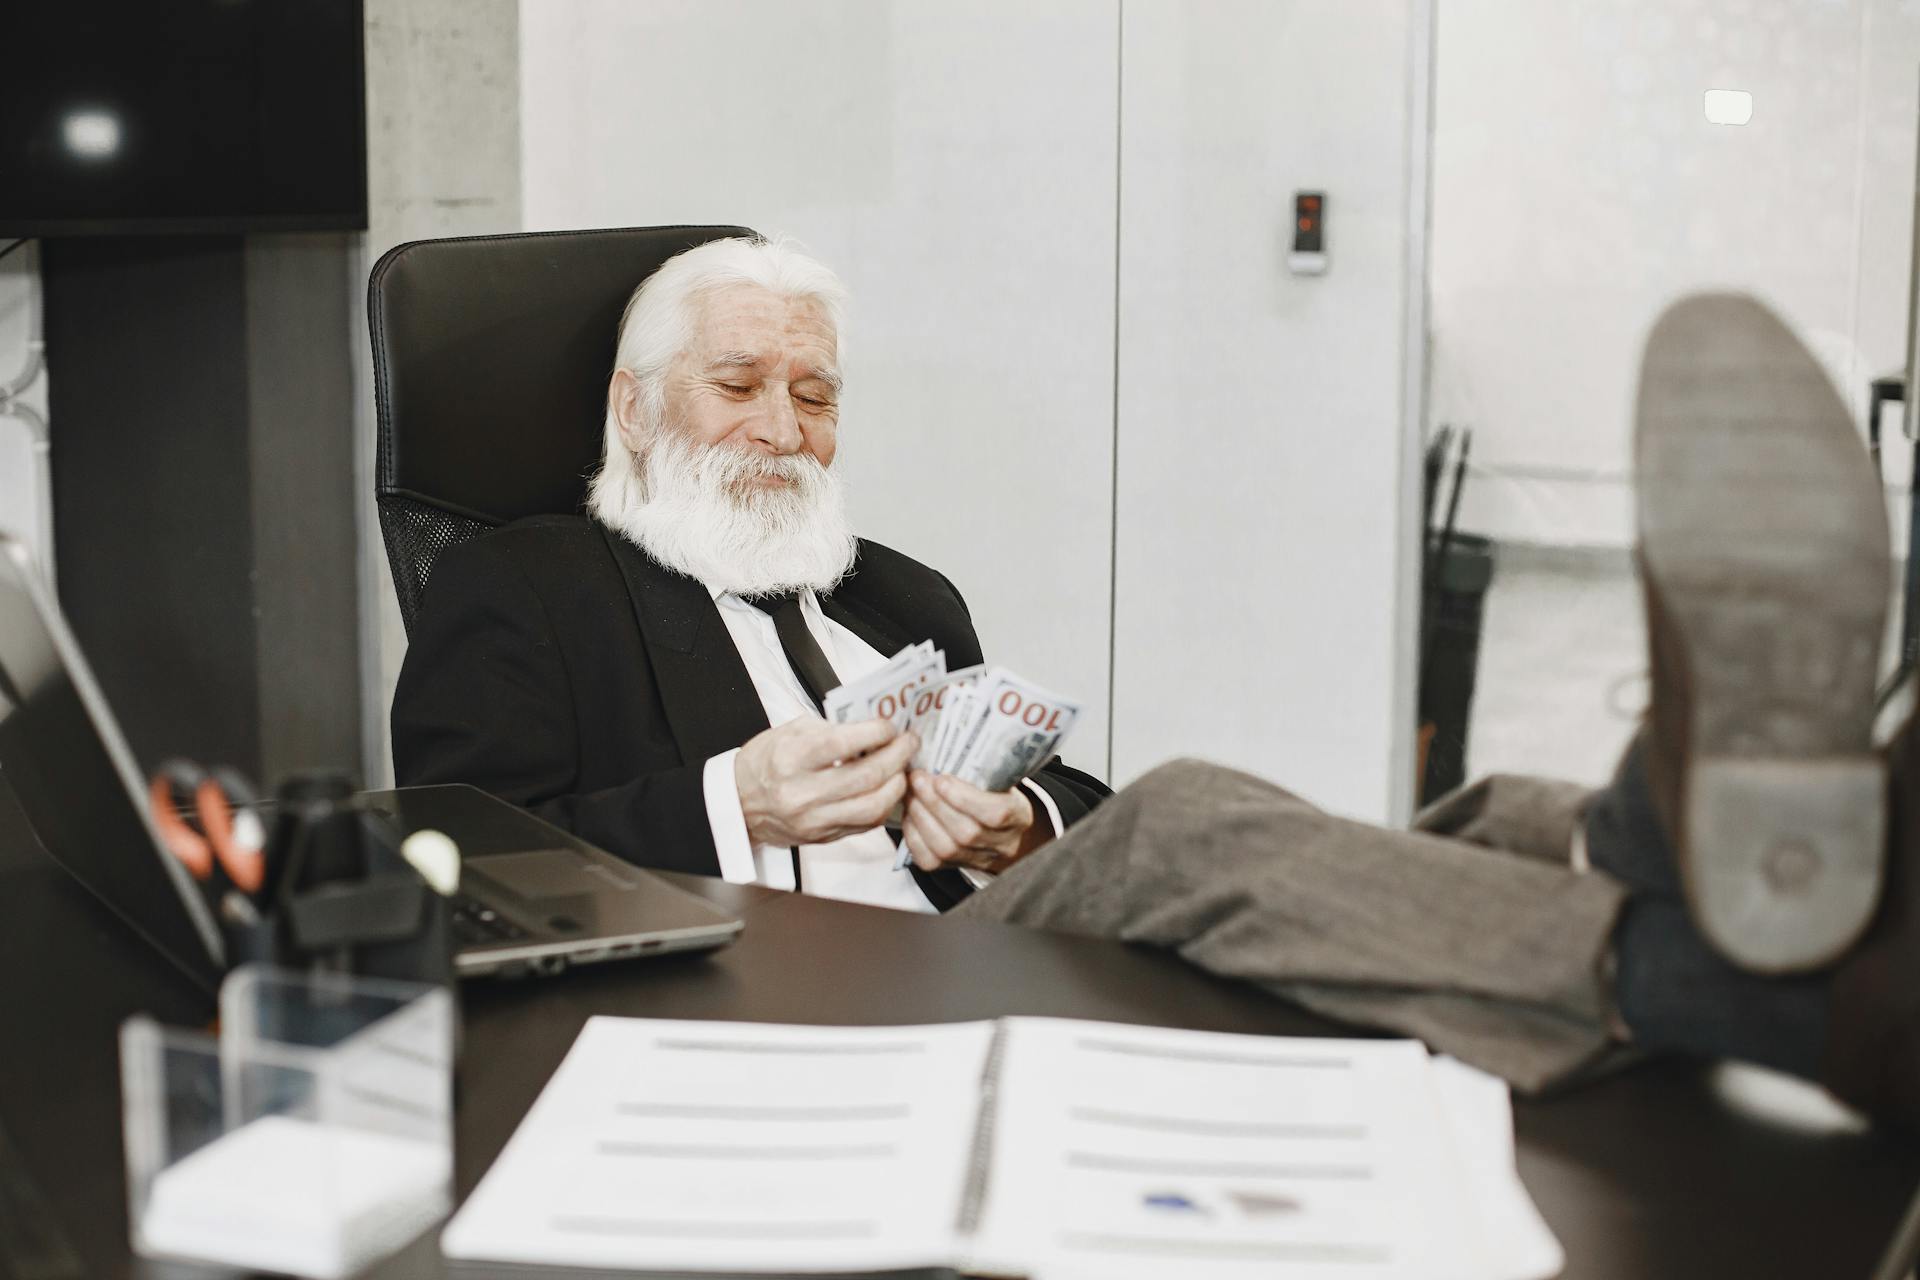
[[442, 1016, 1561, 1279]]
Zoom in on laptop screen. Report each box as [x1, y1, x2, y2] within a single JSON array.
[[0, 538, 224, 989]]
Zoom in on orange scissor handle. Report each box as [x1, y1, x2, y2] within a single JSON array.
[[149, 773, 214, 881], [194, 776, 264, 894]]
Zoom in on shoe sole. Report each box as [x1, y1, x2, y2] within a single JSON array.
[[1636, 293, 1890, 973]]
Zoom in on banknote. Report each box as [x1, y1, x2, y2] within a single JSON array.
[[892, 665, 1081, 869], [927, 685, 978, 773], [902, 664, 985, 770], [947, 669, 1080, 791], [822, 642, 942, 729]]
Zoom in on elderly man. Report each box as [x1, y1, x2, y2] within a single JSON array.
[[393, 236, 1107, 915], [396, 236, 1918, 1131]]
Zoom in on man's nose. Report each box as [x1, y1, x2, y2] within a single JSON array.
[[747, 385, 804, 453]]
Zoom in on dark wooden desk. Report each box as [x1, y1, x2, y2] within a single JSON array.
[[4, 788, 1918, 1280]]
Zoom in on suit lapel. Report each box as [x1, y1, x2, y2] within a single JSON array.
[[598, 525, 771, 763], [819, 543, 917, 660]]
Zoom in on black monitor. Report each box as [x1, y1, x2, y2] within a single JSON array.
[[0, 0, 367, 236], [0, 538, 224, 990]]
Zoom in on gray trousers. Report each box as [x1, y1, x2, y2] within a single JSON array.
[[956, 759, 1630, 1093]]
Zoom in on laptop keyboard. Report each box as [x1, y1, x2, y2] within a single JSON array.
[[451, 894, 530, 946]]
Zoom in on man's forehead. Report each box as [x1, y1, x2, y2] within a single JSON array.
[[690, 285, 836, 366]]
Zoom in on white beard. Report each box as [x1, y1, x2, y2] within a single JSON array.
[[599, 427, 858, 597]]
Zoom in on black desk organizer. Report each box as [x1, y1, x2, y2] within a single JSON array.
[[224, 772, 454, 993]]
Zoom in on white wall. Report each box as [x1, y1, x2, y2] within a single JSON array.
[[519, 0, 1122, 779], [1111, 0, 1427, 820], [1431, 0, 1920, 549]]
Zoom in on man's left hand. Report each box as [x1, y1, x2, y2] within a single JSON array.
[[902, 771, 1049, 875]]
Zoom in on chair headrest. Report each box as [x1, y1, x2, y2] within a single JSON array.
[[369, 224, 754, 524]]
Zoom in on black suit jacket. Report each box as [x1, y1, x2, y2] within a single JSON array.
[[390, 515, 1109, 908]]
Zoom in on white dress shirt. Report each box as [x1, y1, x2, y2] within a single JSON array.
[[696, 585, 1061, 912]]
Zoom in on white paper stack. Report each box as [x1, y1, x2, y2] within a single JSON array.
[[138, 1115, 450, 1279]]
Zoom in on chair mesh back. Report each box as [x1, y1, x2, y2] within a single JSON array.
[[376, 494, 497, 631], [368, 224, 753, 635]]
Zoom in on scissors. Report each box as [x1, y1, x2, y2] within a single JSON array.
[[147, 759, 267, 897]]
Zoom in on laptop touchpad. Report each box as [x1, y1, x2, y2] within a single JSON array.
[[467, 850, 639, 900]]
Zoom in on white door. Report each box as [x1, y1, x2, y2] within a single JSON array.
[[1112, 0, 1427, 821]]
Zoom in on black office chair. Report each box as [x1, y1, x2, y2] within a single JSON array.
[[368, 224, 753, 635]]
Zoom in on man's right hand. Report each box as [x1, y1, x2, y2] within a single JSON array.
[[735, 717, 917, 848]]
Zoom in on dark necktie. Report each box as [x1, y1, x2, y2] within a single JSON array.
[[744, 591, 841, 710], [742, 590, 973, 912], [744, 591, 836, 895]]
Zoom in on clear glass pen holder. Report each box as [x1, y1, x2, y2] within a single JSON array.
[[119, 965, 454, 1279]]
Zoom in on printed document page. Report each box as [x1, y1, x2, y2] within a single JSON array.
[[441, 1017, 995, 1273], [1427, 1056, 1565, 1279], [965, 1019, 1545, 1280]]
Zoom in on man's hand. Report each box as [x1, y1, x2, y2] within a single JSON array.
[[901, 771, 1049, 875], [736, 717, 917, 848]]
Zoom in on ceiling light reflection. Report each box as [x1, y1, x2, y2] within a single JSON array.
[[62, 109, 122, 160]]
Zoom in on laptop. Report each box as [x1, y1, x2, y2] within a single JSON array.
[[0, 534, 742, 989]]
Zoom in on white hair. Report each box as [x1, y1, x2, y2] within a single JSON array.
[[587, 235, 858, 594], [587, 234, 849, 525]]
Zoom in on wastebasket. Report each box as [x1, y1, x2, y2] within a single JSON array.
[[1418, 532, 1495, 806]]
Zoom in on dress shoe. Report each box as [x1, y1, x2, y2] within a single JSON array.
[[1824, 704, 1920, 1128], [1636, 293, 1891, 973]]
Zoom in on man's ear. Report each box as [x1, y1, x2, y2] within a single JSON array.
[[609, 368, 646, 452]]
